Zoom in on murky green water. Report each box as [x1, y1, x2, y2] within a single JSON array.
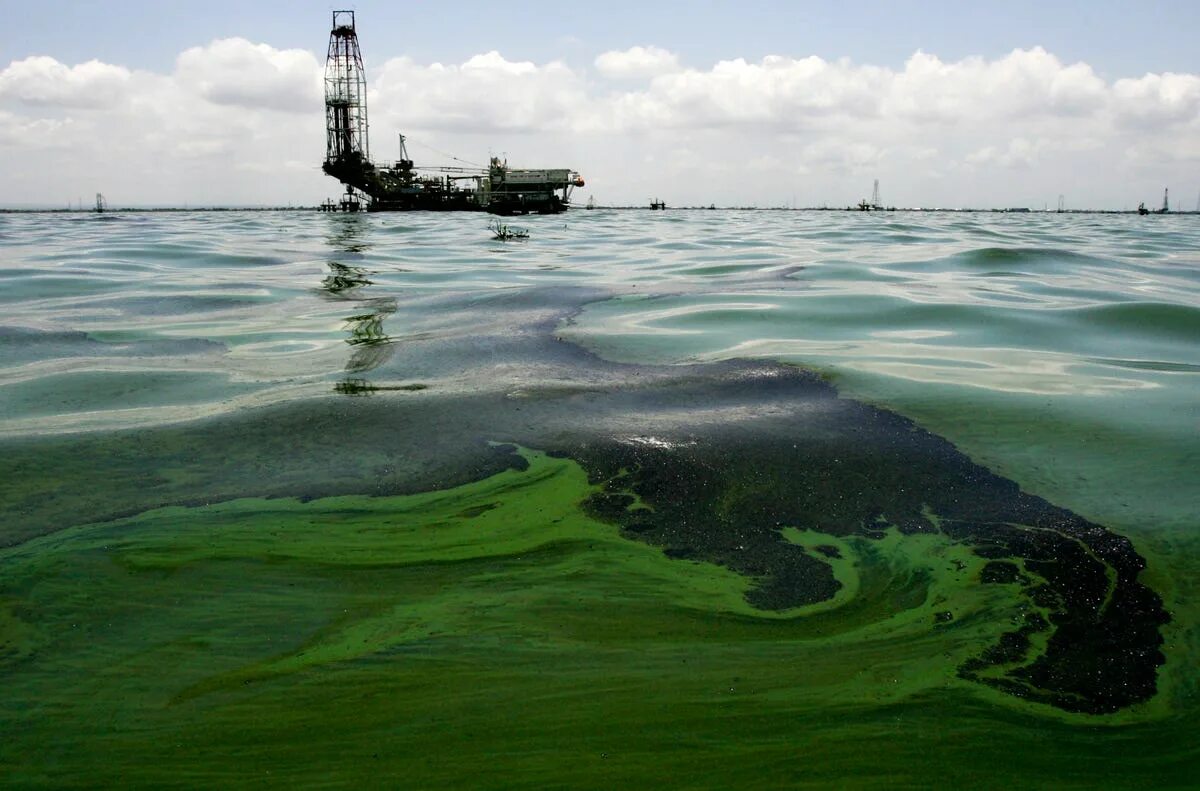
[[1, 209, 1197, 787]]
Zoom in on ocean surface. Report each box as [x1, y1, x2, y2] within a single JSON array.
[[0, 208, 1197, 787]]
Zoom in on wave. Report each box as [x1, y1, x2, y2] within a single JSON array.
[[1072, 301, 1200, 343]]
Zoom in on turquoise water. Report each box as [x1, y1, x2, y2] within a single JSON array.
[[2, 210, 1194, 528], [1, 209, 1198, 786]]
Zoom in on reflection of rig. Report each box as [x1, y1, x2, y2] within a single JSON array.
[[321, 11, 584, 214]]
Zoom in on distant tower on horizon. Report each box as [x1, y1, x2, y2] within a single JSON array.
[[1057, 194, 1065, 212], [1162, 188, 1170, 213], [871, 179, 881, 209]]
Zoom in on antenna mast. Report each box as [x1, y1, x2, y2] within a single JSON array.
[[324, 11, 370, 166]]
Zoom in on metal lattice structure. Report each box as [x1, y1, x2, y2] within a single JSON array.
[[324, 11, 369, 165]]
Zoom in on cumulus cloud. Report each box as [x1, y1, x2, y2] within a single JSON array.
[[801, 139, 885, 172], [1112, 72, 1200, 126], [630, 55, 888, 129], [174, 38, 322, 113], [606, 48, 1113, 132], [372, 52, 584, 134], [0, 39, 1197, 208], [0, 110, 82, 148], [965, 136, 1104, 170], [0, 41, 324, 205], [0, 56, 131, 109], [884, 48, 1107, 122], [966, 139, 1042, 169], [594, 46, 680, 79]]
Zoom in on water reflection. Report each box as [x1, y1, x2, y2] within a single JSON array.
[[321, 216, 396, 393], [322, 261, 374, 293], [325, 214, 371, 254], [343, 299, 397, 374]]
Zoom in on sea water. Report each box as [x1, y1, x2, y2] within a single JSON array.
[[0, 209, 1197, 786]]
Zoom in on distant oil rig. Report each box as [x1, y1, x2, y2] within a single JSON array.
[[854, 180, 892, 211], [320, 11, 584, 214]]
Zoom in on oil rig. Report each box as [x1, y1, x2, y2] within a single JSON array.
[[855, 179, 887, 211], [321, 11, 584, 214]]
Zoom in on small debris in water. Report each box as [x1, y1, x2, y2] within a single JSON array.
[[490, 221, 529, 240]]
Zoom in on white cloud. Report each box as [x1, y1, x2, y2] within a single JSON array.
[[0, 56, 131, 109], [627, 56, 884, 129], [966, 139, 1042, 169], [801, 139, 884, 172], [461, 51, 540, 76], [884, 49, 1107, 122], [0, 110, 83, 148], [615, 48, 1112, 132], [0, 42, 324, 205], [1112, 72, 1200, 127], [594, 46, 680, 79], [174, 38, 322, 113], [966, 136, 1105, 170], [371, 52, 584, 135]]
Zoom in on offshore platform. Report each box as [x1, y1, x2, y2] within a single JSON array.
[[321, 11, 584, 214]]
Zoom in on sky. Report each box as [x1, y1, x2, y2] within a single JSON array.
[[1, 0, 1198, 209]]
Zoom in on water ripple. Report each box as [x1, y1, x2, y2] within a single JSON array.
[[0, 209, 1196, 437]]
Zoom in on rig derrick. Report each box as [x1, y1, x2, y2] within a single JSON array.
[[320, 11, 583, 214]]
